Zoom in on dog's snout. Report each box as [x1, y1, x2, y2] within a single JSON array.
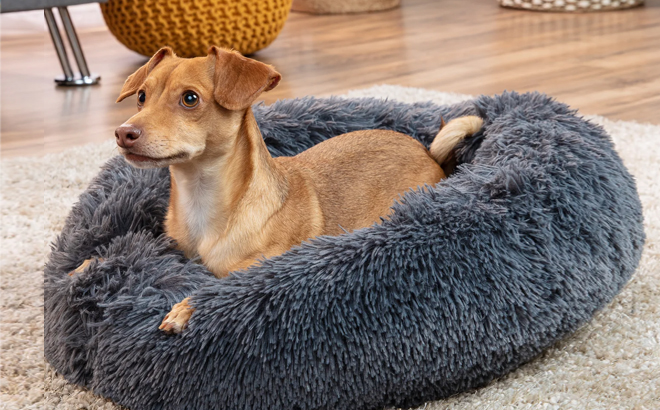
[[115, 124, 142, 148]]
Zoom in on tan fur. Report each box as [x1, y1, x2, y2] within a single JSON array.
[[113, 47, 481, 333], [430, 115, 483, 165], [68, 257, 104, 276]]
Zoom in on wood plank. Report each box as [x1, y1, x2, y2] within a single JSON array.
[[1, 0, 659, 157]]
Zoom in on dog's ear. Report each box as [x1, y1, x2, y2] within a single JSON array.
[[209, 46, 281, 111], [116, 47, 174, 103]]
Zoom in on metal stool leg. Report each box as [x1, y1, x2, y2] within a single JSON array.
[[45, 8, 75, 82], [44, 7, 100, 86]]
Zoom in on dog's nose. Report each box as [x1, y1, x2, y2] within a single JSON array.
[[115, 124, 142, 148]]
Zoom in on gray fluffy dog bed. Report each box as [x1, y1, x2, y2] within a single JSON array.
[[45, 92, 645, 410]]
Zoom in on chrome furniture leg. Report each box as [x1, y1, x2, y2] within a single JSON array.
[[44, 7, 100, 86]]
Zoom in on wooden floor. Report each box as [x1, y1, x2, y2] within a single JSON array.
[[1, 0, 659, 157]]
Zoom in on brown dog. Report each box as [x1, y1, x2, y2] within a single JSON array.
[[95, 46, 482, 333]]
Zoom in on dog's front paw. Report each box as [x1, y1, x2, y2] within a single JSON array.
[[159, 297, 195, 334], [68, 258, 104, 276]]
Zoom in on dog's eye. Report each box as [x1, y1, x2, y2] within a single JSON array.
[[138, 90, 146, 105], [181, 91, 199, 108]]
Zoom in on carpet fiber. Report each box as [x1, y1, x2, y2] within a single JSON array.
[[1, 85, 658, 409]]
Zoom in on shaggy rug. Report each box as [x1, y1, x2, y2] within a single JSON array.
[[0, 85, 658, 409]]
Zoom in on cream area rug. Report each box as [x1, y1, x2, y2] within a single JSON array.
[[0, 85, 658, 410]]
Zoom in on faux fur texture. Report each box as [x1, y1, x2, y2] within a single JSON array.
[[43, 92, 644, 410]]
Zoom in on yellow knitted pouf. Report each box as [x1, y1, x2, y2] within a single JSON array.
[[101, 0, 292, 58]]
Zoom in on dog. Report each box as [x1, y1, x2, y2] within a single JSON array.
[[72, 46, 482, 334]]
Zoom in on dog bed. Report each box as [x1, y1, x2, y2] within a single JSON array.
[[44, 92, 645, 410]]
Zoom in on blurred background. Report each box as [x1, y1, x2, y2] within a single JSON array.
[[1, 0, 658, 158]]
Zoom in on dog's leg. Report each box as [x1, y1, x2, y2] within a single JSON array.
[[68, 258, 104, 276], [159, 297, 195, 334]]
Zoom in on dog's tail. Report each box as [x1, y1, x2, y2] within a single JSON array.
[[429, 115, 483, 166]]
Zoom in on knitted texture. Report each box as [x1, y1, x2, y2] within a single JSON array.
[[44, 93, 644, 410], [100, 0, 292, 58]]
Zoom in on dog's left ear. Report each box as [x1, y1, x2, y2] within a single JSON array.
[[116, 47, 175, 103], [209, 46, 281, 111]]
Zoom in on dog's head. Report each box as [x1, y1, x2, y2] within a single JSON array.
[[114, 46, 281, 168]]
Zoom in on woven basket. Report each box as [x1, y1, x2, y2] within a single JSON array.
[[499, 0, 644, 12], [292, 0, 400, 14], [101, 0, 292, 58]]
